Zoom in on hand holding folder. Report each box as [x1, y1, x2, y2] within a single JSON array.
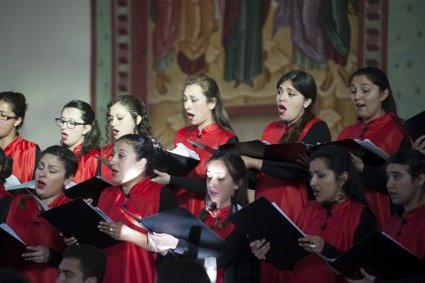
[[120, 207, 231, 265], [0, 223, 29, 269], [230, 197, 309, 270], [328, 231, 425, 280], [41, 199, 118, 249]]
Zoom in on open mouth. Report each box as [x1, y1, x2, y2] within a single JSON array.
[[278, 104, 287, 114], [60, 132, 68, 140], [112, 129, 119, 136], [36, 180, 47, 189], [186, 113, 195, 120], [208, 189, 219, 198]]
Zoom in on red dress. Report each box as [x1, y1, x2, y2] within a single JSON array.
[[72, 144, 100, 183], [256, 118, 324, 283], [384, 204, 425, 259], [97, 177, 163, 283], [338, 112, 409, 228], [4, 135, 38, 183], [99, 144, 114, 183], [293, 200, 366, 283], [174, 123, 235, 215], [5, 194, 70, 283]]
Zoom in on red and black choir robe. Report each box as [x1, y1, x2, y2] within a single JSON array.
[[384, 204, 425, 259], [338, 112, 409, 228], [4, 135, 38, 183], [203, 206, 236, 283], [72, 144, 100, 183], [0, 185, 11, 199], [99, 144, 114, 183], [97, 177, 163, 283], [174, 123, 235, 215], [255, 118, 323, 283], [5, 193, 70, 283], [293, 200, 366, 283]]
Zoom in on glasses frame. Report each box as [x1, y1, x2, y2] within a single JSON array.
[[0, 114, 18, 121], [55, 118, 86, 129]]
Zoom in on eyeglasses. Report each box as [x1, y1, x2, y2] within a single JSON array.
[[0, 113, 18, 121], [55, 118, 86, 129]]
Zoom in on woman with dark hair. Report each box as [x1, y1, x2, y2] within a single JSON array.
[[338, 67, 411, 229], [152, 74, 237, 216], [251, 145, 377, 283], [100, 95, 152, 182], [56, 100, 101, 183], [348, 149, 425, 283], [242, 70, 331, 282], [0, 91, 40, 183], [0, 148, 13, 221], [150, 150, 260, 283], [96, 133, 176, 283], [5, 145, 78, 283]]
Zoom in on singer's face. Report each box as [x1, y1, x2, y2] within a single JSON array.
[[107, 103, 138, 141], [275, 80, 309, 125], [182, 84, 215, 130], [59, 107, 89, 151], [56, 258, 86, 283], [110, 139, 146, 186], [386, 163, 423, 207], [206, 159, 238, 209], [309, 158, 342, 204], [35, 153, 70, 200]]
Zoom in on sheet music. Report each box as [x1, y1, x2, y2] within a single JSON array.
[[271, 202, 306, 237], [354, 139, 389, 161], [0, 223, 25, 244], [170, 143, 200, 160]]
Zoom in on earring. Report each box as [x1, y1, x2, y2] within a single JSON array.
[[335, 191, 346, 203]]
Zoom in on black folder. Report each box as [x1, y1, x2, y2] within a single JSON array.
[[0, 223, 29, 269], [230, 197, 309, 270], [329, 231, 425, 279], [318, 139, 389, 166], [41, 199, 118, 249], [122, 207, 231, 263], [64, 176, 112, 206], [155, 150, 200, 177], [405, 110, 425, 141], [219, 140, 310, 163]]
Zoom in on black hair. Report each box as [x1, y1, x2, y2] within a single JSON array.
[[387, 149, 425, 184], [62, 244, 107, 282], [62, 100, 101, 155], [40, 145, 78, 179], [310, 145, 366, 204], [116, 134, 163, 177], [0, 91, 28, 130], [277, 70, 317, 143], [0, 148, 13, 185], [348, 67, 397, 115]]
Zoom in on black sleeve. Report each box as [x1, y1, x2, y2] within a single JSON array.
[[48, 248, 62, 267], [0, 196, 12, 223], [322, 208, 377, 259], [260, 160, 308, 181], [226, 136, 239, 144], [169, 176, 206, 194], [159, 187, 177, 212], [361, 166, 388, 194], [32, 145, 41, 180], [302, 121, 332, 145]]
